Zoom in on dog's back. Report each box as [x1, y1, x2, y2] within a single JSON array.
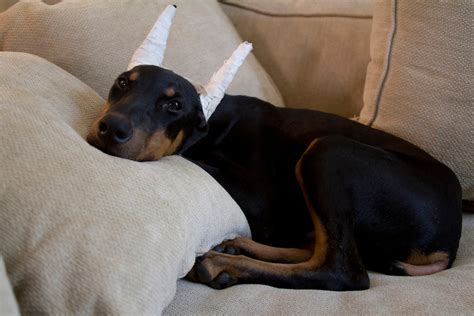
[[185, 95, 462, 262], [87, 67, 463, 290]]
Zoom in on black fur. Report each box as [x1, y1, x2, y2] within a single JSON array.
[[88, 66, 464, 291]]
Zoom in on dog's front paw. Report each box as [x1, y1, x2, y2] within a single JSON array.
[[186, 251, 239, 289], [208, 271, 238, 289], [212, 240, 241, 255]]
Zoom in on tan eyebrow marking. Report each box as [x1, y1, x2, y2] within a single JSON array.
[[129, 72, 139, 81], [165, 86, 176, 98]]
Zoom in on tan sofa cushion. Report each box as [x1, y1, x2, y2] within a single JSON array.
[[0, 258, 19, 316], [220, 0, 374, 117], [166, 214, 474, 314], [0, 0, 283, 106], [359, 0, 473, 199], [0, 52, 250, 314]]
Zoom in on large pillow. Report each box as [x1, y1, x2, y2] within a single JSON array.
[[0, 258, 19, 316], [0, 0, 283, 106], [166, 212, 474, 315], [359, 0, 473, 199], [0, 52, 250, 314], [219, 0, 374, 117]]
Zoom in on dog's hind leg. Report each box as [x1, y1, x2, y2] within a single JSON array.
[[187, 136, 371, 290]]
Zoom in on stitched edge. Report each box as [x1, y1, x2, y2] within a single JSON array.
[[367, 0, 398, 126], [218, 0, 373, 19]]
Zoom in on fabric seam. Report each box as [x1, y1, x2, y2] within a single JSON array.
[[367, 0, 398, 126], [218, 0, 373, 19]]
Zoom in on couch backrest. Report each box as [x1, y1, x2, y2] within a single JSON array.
[[0, 0, 283, 106], [220, 0, 375, 117]]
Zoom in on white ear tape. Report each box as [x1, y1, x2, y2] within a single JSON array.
[[199, 42, 253, 121], [127, 6, 252, 121], [127, 5, 176, 70]]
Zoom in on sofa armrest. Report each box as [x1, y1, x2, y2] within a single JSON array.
[[219, 0, 374, 117]]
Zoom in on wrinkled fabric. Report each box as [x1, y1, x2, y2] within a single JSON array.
[[0, 52, 250, 314], [360, 0, 473, 199]]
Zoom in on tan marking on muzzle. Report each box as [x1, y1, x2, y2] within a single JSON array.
[[88, 102, 111, 139], [99, 102, 111, 117], [136, 129, 184, 161]]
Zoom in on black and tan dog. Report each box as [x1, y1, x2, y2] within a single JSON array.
[[87, 65, 464, 291]]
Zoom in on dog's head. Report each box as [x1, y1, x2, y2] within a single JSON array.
[[86, 66, 207, 161], [87, 5, 252, 161]]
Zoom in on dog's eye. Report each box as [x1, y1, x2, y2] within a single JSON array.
[[118, 78, 128, 89], [165, 101, 182, 112]]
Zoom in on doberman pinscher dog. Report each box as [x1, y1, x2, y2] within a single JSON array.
[[87, 65, 464, 291]]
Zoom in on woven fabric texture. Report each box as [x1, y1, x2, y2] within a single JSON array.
[[220, 0, 374, 117], [0, 0, 283, 106], [165, 214, 474, 315], [0, 258, 19, 316], [359, 0, 473, 199], [0, 52, 250, 314]]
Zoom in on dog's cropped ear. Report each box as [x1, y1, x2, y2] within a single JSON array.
[[199, 42, 252, 121], [178, 108, 208, 154], [128, 5, 176, 70]]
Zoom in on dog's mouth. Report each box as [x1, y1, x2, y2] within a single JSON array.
[[86, 121, 140, 161], [86, 105, 144, 161], [86, 131, 127, 159], [86, 100, 186, 162], [87, 124, 184, 162]]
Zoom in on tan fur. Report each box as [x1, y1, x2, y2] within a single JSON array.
[[136, 129, 184, 161], [216, 237, 312, 264], [92, 102, 110, 126], [165, 130, 184, 156], [121, 129, 147, 159], [165, 87, 175, 98], [87, 102, 110, 143], [187, 250, 328, 285], [295, 139, 329, 268], [399, 250, 450, 276], [129, 72, 139, 81], [405, 249, 449, 265]]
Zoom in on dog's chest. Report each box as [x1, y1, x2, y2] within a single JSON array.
[[194, 149, 312, 247]]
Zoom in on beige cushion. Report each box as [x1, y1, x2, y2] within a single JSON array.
[[0, 258, 19, 316], [0, 52, 250, 314], [359, 0, 473, 199], [165, 213, 474, 315], [219, 0, 374, 117], [0, 0, 283, 106]]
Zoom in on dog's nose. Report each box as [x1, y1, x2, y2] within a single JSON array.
[[98, 113, 133, 144]]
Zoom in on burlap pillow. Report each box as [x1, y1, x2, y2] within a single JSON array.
[[359, 0, 473, 199], [0, 258, 19, 316], [0, 0, 283, 106], [165, 208, 474, 315], [0, 52, 250, 314], [219, 0, 374, 117]]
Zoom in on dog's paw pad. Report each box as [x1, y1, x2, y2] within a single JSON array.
[[212, 244, 225, 253], [209, 272, 237, 289], [192, 257, 214, 283], [213, 243, 240, 255]]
